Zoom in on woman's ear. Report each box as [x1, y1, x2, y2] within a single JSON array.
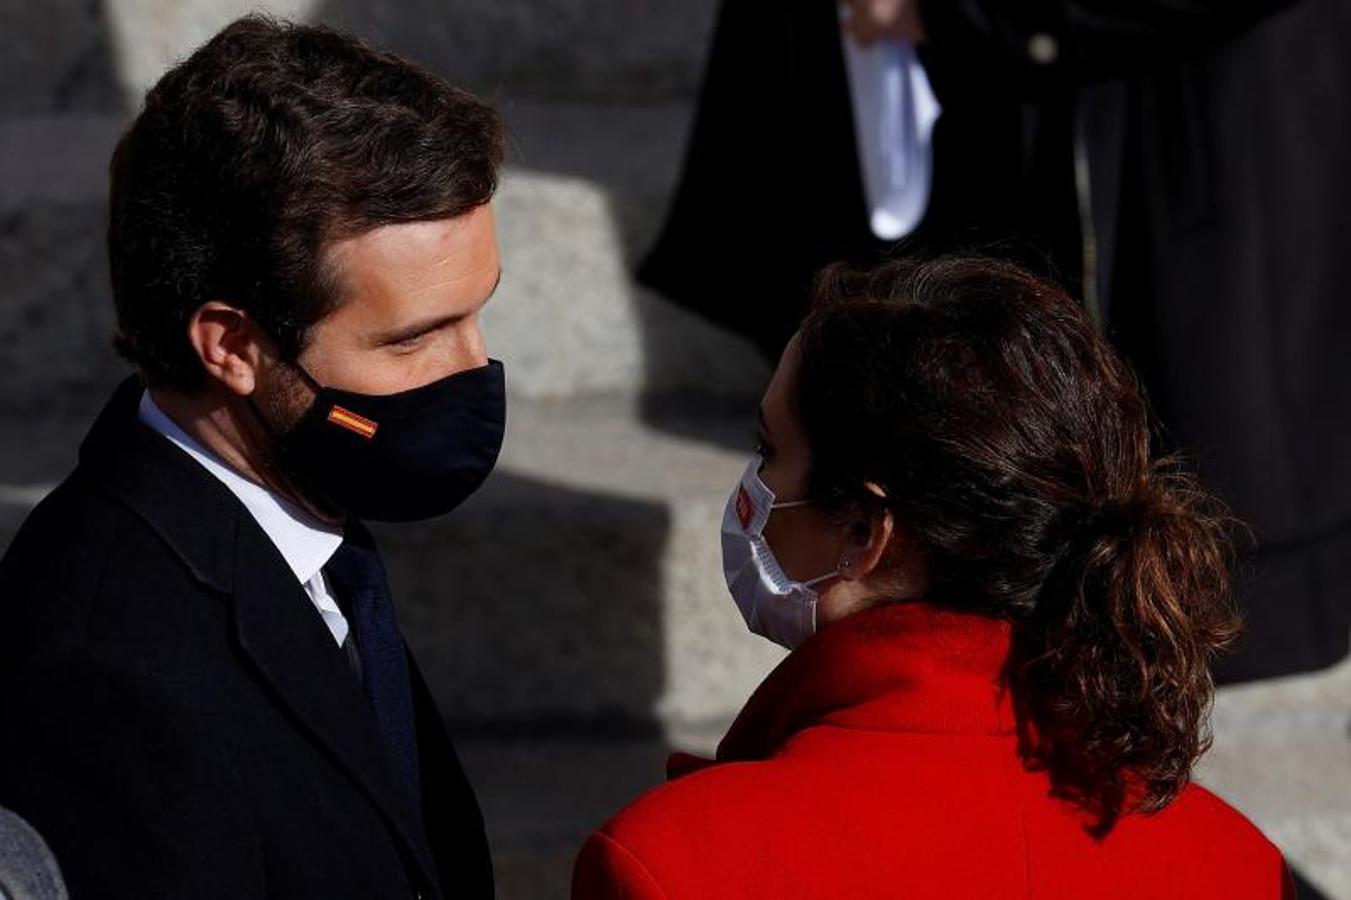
[[839, 497, 894, 583]]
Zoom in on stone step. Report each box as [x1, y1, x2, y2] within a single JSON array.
[[2, 0, 719, 114], [483, 97, 771, 402], [1197, 656, 1351, 900]]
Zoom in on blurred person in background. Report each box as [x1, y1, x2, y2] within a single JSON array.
[[0, 807, 67, 900], [0, 16, 505, 899], [642, 0, 1351, 682], [574, 256, 1295, 899]]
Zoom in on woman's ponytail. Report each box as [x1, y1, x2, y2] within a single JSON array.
[[1010, 461, 1242, 828]]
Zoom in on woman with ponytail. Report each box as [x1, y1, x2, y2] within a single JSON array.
[[574, 256, 1293, 899]]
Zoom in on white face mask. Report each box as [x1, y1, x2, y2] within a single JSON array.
[[720, 456, 842, 650]]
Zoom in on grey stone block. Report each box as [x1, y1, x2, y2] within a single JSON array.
[[0, 201, 125, 416], [316, 0, 721, 100], [1198, 654, 1351, 899], [486, 167, 768, 402], [0, 116, 125, 208], [0, 115, 125, 416], [455, 736, 671, 900], [1263, 814, 1351, 900], [0, 0, 124, 113], [4, 0, 717, 113]]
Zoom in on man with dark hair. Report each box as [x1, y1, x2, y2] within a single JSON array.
[[0, 16, 505, 899]]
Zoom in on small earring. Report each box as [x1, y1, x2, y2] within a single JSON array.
[[839, 558, 852, 571]]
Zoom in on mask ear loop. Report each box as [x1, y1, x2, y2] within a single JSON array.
[[801, 556, 852, 590], [801, 571, 839, 589]]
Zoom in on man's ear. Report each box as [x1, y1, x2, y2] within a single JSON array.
[[186, 302, 265, 398]]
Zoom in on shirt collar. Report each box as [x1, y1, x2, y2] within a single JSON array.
[[137, 391, 343, 585]]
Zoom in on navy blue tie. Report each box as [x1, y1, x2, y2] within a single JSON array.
[[325, 528, 423, 820]]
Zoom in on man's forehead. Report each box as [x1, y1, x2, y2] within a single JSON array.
[[325, 207, 500, 305], [331, 208, 496, 269]]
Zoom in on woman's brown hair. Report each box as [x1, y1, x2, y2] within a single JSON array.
[[795, 255, 1241, 830]]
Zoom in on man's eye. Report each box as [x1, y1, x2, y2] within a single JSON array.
[[390, 333, 427, 352]]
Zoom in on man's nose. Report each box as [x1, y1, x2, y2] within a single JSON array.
[[445, 321, 489, 374]]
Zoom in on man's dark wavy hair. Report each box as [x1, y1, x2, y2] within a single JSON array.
[[108, 14, 505, 390]]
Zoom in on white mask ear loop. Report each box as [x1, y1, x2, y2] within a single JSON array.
[[801, 556, 852, 589], [767, 495, 857, 589]]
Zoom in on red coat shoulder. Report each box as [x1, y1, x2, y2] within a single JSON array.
[[573, 608, 1293, 899], [574, 753, 1294, 900]]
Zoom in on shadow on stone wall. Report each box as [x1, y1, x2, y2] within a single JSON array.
[[376, 472, 670, 736]]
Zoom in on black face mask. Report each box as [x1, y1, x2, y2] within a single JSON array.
[[269, 360, 506, 522]]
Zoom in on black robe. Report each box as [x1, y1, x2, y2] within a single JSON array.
[[639, 0, 1351, 681], [638, 0, 1083, 358]]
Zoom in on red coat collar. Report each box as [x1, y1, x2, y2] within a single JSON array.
[[716, 603, 1017, 763]]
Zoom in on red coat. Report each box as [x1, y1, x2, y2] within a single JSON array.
[[574, 604, 1293, 899]]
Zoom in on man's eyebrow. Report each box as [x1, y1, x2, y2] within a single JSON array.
[[373, 312, 464, 346], [372, 268, 503, 346]]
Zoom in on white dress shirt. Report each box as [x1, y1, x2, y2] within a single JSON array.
[[138, 392, 350, 646]]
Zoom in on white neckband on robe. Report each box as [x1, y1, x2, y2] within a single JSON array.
[[838, 28, 942, 241]]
